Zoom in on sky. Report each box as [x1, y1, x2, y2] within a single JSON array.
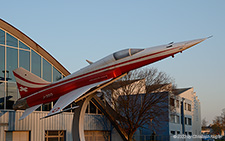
[[1, 0, 225, 124]]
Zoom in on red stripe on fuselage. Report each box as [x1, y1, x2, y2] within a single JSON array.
[[41, 47, 177, 89], [26, 68, 121, 107], [25, 47, 178, 107]]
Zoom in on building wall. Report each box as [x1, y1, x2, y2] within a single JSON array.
[[0, 110, 73, 141], [135, 88, 201, 141], [0, 110, 121, 141], [179, 88, 201, 138], [192, 93, 201, 140]]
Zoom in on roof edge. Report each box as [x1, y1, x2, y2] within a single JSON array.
[[0, 18, 70, 76]]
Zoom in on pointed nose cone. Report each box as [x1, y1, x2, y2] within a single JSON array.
[[183, 36, 212, 50]]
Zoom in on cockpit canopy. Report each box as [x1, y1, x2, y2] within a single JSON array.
[[113, 48, 144, 60]]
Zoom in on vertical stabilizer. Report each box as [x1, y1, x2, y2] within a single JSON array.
[[13, 67, 50, 98]]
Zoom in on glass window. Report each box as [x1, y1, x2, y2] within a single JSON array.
[[90, 101, 97, 114], [42, 103, 51, 111], [170, 98, 175, 106], [45, 130, 65, 141], [6, 33, 18, 47], [130, 49, 144, 55], [113, 49, 130, 60], [6, 82, 17, 109], [0, 82, 5, 109], [19, 41, 30, 50], [170, 114, 175, 123], [31, 50, 41, 77], [0, 29, 5, 45], [43, 59, 52, 82], [7, 47, 18, 82], [171, 131, 175, 135], [188, 104, 191, 111], [53, 67, 62, 82], [176, 100, 179, 108], [86, 101, 102, 115], [113, 48, 143, 60], [188, 118, 192, 125], [0, 46, 5, 81], [20, 50, 30, 71]]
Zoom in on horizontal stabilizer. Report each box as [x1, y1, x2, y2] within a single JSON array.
[[19, 104, 42, 120], [41, 106, 79, 119]]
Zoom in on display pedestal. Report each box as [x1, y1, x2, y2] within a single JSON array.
[[72, 95, 93, 141]]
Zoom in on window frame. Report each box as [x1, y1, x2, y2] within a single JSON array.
[[113, 48, 144, 60], [188, 104, 191, 111], [45, 130, 66, 141]]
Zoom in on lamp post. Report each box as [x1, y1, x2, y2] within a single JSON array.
[[2, 70, 10, 109], [2, 70, 9, 96]]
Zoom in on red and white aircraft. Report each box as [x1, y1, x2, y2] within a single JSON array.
[[13, 37, 210, 120]]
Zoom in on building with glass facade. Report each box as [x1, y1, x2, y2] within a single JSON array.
[[0, 18, 70, 111], [0, 19, 123, 141]]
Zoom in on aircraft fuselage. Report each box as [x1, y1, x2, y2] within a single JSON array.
[[13, 38, 208, 110]]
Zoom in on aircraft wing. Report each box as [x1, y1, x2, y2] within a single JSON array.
[[19, 104, 42, 120], [42, 80, 111, 119]]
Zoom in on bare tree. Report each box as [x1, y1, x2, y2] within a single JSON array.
[[211, 109, 225, 135], [222, 109, 225, 131], [212, 116, 223, 135], [202, 118, 208, 130], [103, 67, 175, 141]]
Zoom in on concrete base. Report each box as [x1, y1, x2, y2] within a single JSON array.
[[72, 95, 93, 141]]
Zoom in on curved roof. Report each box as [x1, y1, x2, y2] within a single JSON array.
[[0, 18, 70, 76]]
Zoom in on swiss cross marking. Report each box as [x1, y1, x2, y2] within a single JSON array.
[[20, 86, 28, 92], [52, 107, 60, 113]]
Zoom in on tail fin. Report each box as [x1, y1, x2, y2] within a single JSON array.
[[13, 67, 50, 98]]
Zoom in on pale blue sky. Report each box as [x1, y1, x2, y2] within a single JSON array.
[[1, 0, 225, 124]]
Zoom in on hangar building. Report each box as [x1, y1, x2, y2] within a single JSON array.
[[0, 19, 122, 141]]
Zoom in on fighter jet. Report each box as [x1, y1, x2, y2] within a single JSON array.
[[13, 37, 211, 120]]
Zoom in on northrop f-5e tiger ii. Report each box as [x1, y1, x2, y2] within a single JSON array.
[[13, 37, 211, 120]]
